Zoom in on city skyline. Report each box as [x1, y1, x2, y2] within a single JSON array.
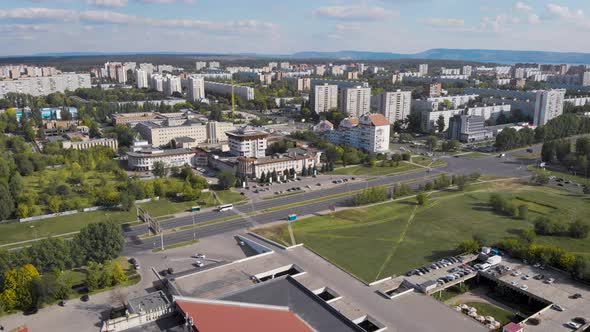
[[0, 0, 589, 56]]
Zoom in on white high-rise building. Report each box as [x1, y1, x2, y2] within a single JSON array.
[[534, 89, 566, 126], [135, 69, 149, 89], [326, 114, 390, 153], [313, 84, 338, 114], [463, 65, 473, 77], [195, 61, 207, 71], [164, 75, 181, 96], [419, 64, 429, 76], [0, 73, 91, 98], [209, 61, 220, 69], [583, 72, 590, 86], [115, 65, 127, 84], [371, 90, 412, 124], [339, 86, 371, 117], [268, 62, 278, 70], [150, 74, 164, 92], [279, 62, 290, 70], [187, 76, 205, 102]]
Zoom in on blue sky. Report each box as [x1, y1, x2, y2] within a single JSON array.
[[0, 0, 588, 56]]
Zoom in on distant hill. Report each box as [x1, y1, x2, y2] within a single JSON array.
[[9, 48, 590, 64], [287, 49, 590, 64]]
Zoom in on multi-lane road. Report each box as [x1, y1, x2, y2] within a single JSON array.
[[123, 150, 538, 255]]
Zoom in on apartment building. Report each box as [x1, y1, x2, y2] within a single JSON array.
[[419, 64, 429, 76], [164, 75, 181, 96], [448, 115, 493, 142], [371, 89, 412, 123], [195, 61, 207, 71], [325, 113, 390, 153], [339, 86, 371, 117], [312, 84, 338, 113], [0, 73, 91, 98], [204, 81, 254, 100], [187, 76, 205, 102], [135, 69, 149, 89]]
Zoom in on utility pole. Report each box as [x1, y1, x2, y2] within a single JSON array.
[[160, 232, 164, 251], [192, 215, 196, 241]]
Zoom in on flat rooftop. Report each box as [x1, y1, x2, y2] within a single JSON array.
[[127, 290, 170, 314], [171, 236, 486, 332], [220, 276, 364, 332]]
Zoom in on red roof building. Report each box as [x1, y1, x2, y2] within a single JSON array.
[[176, 298, 314, 332]]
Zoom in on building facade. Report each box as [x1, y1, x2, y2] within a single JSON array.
[[371, 90, 412, 124], [226, 129, 269, 158], [0, 73, 91, 98], [448, 115, 493, 142], [339, 86, 371, 117], [62, 138, 118, 151], [204, 81, 254, 101], [312, 84, 338, 114], [127, 148, 194, 171], [187, 76, 205, 102], [326, 114, 390, 153]]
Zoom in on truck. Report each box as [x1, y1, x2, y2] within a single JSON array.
[[191, 206, 201, 212], [486, 255, 502, 266], [287, 214, 297, 221]]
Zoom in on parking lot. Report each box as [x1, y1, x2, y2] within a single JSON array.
[[401, 254, 479, 292], [237, 174, 365, 200], [493, 259, 590, 331]]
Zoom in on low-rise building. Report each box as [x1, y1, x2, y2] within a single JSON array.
[[62, 138, 118, 151], [448, 115, 493, 143], [127, 147, 194, 171], [136, 119, 234, 147], [236, 147, 322, 179]]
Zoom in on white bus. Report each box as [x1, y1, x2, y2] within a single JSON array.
[[217, 204, 234, 212]]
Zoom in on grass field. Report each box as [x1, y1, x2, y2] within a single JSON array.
[[140, 190, 245, 217], [528, 165, 589, 185], [411, 156, 447, 168], [330, 162, 422, 176], [254, 181, 590, 283], [0, 190, 246, 246], [461, 302, 515, 326], [461, 152, 490, 159]]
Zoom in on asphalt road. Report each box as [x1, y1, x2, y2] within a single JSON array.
[[123, 151, 539, 255]]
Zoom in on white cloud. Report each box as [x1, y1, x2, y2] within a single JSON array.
[[335, 23, 363, 32], [527, 13, 540, 24], [88, 0, 127, 7], [422, 18, 464, 28], [515, 2, 532, 12], [0, 7, 274, 34], [546, 4, 590, 29], [313, 4, 397, 21]]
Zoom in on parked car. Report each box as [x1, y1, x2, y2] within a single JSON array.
[[566, 321, 581, 329], [551, 304, 564, 311], [195, 261, 204, 267], [520, 285, 528, 291], [571, 293, 583, 299], [544, 278, 555, 284], [81, 295, 89, 302]]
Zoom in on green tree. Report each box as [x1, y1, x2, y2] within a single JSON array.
[[112, 263, 128, 285], [217, 171, 237, 190], [85, 262, 101, 292], [152, 161, 167, 178], [416, 192, 428, 206], [74, 221, 124, 263], [0, 183, 15, 220], [456, 239, 480, 254], [518, 204, 529, 220], [426, 136, 438, 151], [436, 115, 446, 133]]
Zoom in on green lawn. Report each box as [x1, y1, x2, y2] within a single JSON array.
[[254, 182, 590, 283], [0, 209, 137, 245], [528, 165, 589, 185], [462, 302, 516, 326], [0, 190, 246, 246], [330, 162, 422, 176], [462, 152, 490, 159], [141, 190, 246, 217]]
